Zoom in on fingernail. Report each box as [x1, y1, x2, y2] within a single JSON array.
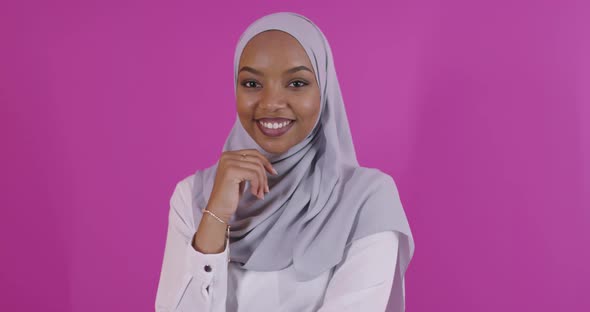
[[265, 184, 269, 193], [272, 168, 278, 175]]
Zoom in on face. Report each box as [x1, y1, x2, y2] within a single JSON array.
[[236, 30, 321, 155]]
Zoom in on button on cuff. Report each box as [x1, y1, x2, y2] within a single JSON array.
[[186, 239, 227, 281]]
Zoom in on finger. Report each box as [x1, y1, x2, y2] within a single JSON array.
[[235, 159, 265, 198], [242, 167, 262, 199], [239, 151, 272, 193], [242, 149, 277, 175], [248, 156, 268, 194], [228, 153, 269, 194], [239, 180, 245, 196], [229, 160, 264, 199]]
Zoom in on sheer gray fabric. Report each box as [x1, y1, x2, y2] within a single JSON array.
[[191, 13, 415, 288]]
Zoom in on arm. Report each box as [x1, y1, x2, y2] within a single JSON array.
[[155, 180, 230, 312], [318, 231, 400, 312]]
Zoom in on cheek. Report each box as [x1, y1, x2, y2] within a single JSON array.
[[236, 96, 256, 119], [295, 94, 321, 122]]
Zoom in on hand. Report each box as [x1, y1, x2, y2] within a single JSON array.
[[205, 149, 277, 222]]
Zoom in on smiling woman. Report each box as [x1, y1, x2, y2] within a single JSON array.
[[236, 30, 321, 154], [155, 12, 415, 312]]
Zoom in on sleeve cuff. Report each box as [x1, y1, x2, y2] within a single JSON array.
[[186, 235, 229, 284]]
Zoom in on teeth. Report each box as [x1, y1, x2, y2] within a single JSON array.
[[260, 120, 291, 130]]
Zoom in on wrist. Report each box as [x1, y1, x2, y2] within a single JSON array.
[[204, 205, 233, 224]]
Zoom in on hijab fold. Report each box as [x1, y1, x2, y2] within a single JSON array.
[[192, 11, 414, 307]]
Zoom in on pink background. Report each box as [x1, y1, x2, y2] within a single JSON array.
[[1, 1, 588, 311]]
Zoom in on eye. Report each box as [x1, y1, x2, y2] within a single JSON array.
[[289, 80, 308, 88], [241, 80, 261, 88]]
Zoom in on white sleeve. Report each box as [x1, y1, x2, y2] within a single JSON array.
[[155, 180, 229, 312], [318, 231, 400, 312]]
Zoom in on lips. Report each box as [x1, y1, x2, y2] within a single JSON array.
[[256, 117, 293, 123], [255, 117, 295, 137]]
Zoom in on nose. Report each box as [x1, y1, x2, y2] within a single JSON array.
[[259, 84, 287, 110]]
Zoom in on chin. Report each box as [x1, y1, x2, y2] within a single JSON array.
[[251, 135, 293, 155], [258, 141, 290, 155]]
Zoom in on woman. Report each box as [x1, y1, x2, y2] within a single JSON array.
[[155, 12, 415, 312]]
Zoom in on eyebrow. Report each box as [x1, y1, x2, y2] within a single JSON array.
[[238, 65, 313, 76]]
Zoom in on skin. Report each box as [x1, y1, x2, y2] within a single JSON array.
[[193, 30, 321, 254], [236, 30, 321, 155]]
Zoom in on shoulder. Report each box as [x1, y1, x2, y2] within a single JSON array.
[[169, 165, 217, 214], [348, 231, 400, 254], [171, 173, 195, 203], [330, 231, 400, 291], [171, 164, 218, 202], [342, 167, 406, 241], [344, 231, 400, 273], [341, 166, 399, 196], [167, 174, 195, 224]]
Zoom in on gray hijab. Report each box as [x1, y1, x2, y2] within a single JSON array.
[[192, 12, 414, 306]]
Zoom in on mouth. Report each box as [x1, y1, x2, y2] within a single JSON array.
[[255, 117, 295, 137]]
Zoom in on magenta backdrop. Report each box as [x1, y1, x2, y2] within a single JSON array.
[[1, 1, 589, 311]]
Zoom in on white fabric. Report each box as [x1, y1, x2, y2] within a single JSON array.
[[155, 175, 402, 312]]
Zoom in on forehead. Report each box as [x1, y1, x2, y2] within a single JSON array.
[[238, 30, 314, 70]]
